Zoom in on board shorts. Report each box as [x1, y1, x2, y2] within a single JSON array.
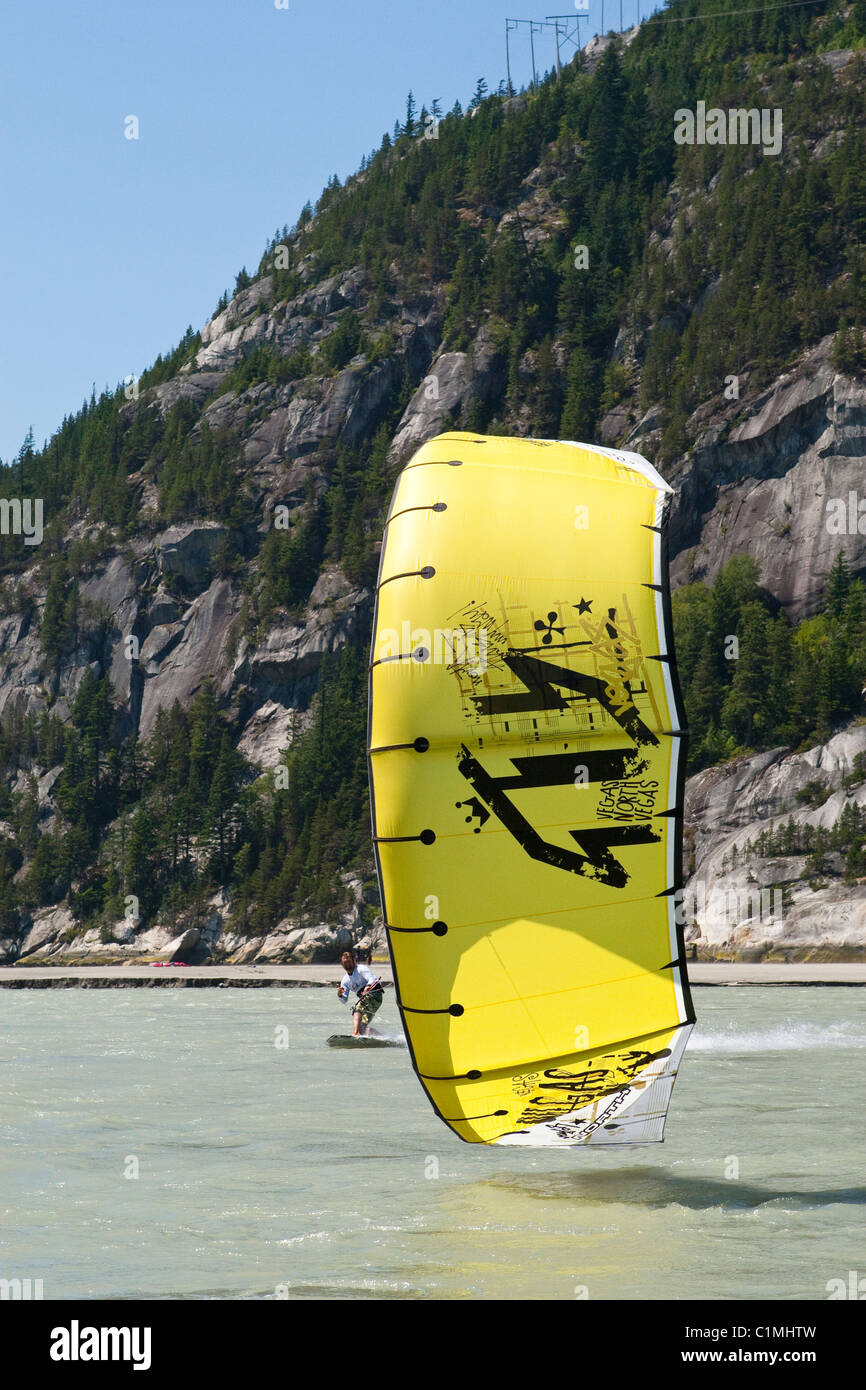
[[353, 988, 384, 1024]]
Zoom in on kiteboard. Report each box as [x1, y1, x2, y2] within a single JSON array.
[[327, 1033, 400, 1049]]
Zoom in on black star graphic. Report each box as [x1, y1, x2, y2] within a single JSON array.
[[575, 598, 593, 615]]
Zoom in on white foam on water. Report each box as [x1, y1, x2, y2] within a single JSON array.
[[277, 1231, 333, 1247], [690, 1021, 866, 1053]]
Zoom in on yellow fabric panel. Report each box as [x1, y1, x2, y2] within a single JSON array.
[[370, 576, 672, 746], [405, 973, 676, 1075], [368, 432, 690, 1144], [422, 1025, 683, 1144]]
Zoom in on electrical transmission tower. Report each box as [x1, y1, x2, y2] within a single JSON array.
[[506, 3, 642, 90], [546, 14, 585, 78], [505, 12, 586, 91]]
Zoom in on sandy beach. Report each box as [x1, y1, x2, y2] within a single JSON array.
[[1, 961, 865, 987]]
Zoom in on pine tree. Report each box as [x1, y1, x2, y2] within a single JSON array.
[[40, 565, 70, 665], [404, 91, 417, 138], [533, 338, 561, 437], [202, 732, 244, 880], [721, 602, 770, 748], [826, 550, 850, 618]]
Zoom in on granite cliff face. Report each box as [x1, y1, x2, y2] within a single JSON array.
[[684, 722, 866, 960], [662, 336, 866, 621], [2, 35, 866, 963]]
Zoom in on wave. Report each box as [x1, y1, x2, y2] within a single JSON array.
[[690, 1021, 866, 1053]]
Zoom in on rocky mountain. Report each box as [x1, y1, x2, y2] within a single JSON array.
[[2, 2, 866, 964], [685, 721, 866, 960]]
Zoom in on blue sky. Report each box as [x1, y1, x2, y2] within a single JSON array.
[[0, 0, 656, 463]]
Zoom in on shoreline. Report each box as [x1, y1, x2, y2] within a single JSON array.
[[2, 962, 866, 988]]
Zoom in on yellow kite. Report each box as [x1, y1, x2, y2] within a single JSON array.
[[367, 433, 694, 1146]]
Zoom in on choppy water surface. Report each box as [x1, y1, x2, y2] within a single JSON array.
[[1, 986, 863, 1300]]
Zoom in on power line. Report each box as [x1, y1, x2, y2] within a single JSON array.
[[506, 14, 588, 90], [546, 14, 586, 77], [650, 0, 828, 22], [506, 0, 830, 92]]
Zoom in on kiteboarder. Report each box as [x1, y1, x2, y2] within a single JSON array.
[[336, 949, 385, 1036]]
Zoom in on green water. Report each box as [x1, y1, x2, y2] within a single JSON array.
[[1, 987, 864, 1300]]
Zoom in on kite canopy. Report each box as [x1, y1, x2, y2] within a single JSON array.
[[367, 432, 693, 1146]]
